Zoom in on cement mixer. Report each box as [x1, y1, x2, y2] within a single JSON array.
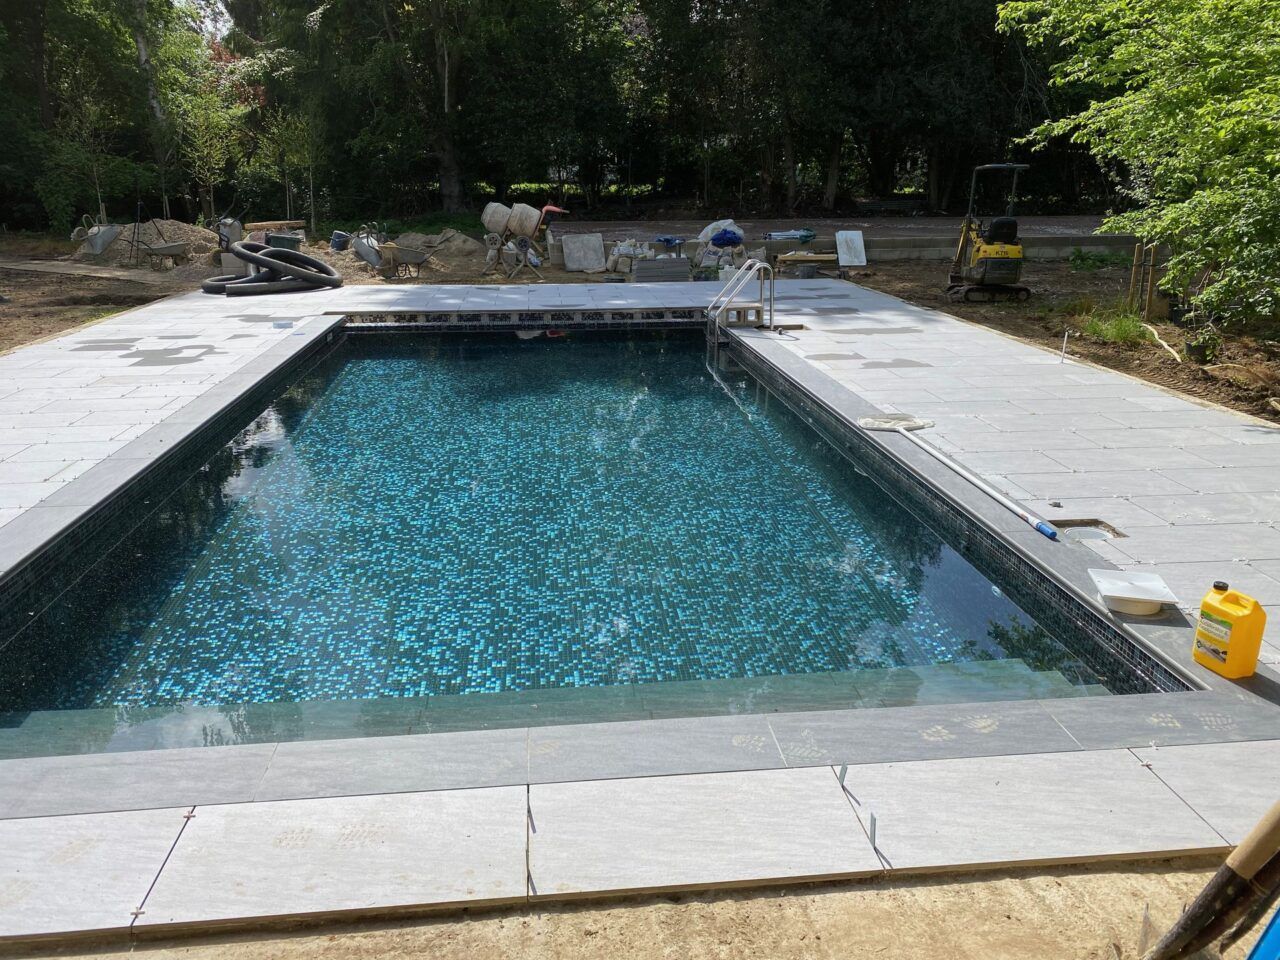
[[480, 202, 568, 255]]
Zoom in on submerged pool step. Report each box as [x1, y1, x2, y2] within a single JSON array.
[[845, 659, 1093, 708], [0, 660, 1103, 758]]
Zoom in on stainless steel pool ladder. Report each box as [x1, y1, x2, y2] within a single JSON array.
[[705, 259, 775, 383], [705, 259, 775, 336]]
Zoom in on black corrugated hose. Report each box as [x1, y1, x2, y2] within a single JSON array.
[[202, 241, 342, 296]]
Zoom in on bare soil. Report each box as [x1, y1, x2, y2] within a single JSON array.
[[848, 259, 1280, 424], [12, 858, 1261, 960], [0, 269, 178, 354]]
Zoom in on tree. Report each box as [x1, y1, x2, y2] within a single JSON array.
[[127, 0, 178, 218], [1000, 0, 1280, 321], [171, 40, 247, 222]]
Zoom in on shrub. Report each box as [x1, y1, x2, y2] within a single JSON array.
[[1081, 309, 1150, 344]]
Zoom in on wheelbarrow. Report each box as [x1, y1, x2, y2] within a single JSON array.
[[123, 239, 190, 269], [378, 242, 430, 279]]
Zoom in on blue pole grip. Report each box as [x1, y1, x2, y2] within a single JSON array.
[[1035, 521, 1059, 540]]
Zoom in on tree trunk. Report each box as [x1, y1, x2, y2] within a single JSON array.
[[32, 0, 52, 129], [866, 136, 899, 197], [432, 15, 465, 212], [781, 128, 797, 212], [927, 148, 954, 212], [129, 0, 172, 218], [822, 134, 843, 210], [200, 185, 214, 224], [437, 129, 465, 213], [380, 0, 468, 212]]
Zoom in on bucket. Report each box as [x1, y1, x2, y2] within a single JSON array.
[[330, 230, 351, 252], [267, 232, 302, 251], [481, 202, 513, 236], [506, 203, 542, 238]]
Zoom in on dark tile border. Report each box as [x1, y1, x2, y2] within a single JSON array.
[[342, 307, 700, 332]]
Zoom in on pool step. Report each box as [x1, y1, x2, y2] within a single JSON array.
[[847, 659, 1093, 708], [0, 660, 1105, 758]]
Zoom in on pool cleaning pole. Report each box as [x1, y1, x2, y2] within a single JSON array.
[[898, 427, 1058, 539], [859, 418, 1058, 540]]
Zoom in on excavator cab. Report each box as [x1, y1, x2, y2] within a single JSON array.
[[948, 164, 1030, 302]]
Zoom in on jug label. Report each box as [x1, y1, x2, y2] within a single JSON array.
[[1197, 611, 1232, 643], [1194, 637, 1227, 662]]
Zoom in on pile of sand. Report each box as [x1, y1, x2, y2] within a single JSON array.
[[393, 228, 487, 265], [74, 219, 221, 268], [308, 244, 380, 284]]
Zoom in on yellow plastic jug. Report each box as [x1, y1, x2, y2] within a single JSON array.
[[1192, 581, 1266, 679]]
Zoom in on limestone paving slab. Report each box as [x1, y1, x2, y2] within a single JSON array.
[[767, 699, 1082, 767], [137, 787, 528, 929], [1134, 739, 1280, 843], [527, 713, 784, 784], [1036, 692, 1280, 750], [842, 749, 1225, 870], [528, 766, 879, 896], [254, 728, 529, 801], [0, 806, 187, 940], [740, 278, 1280, 655], [0, 743, 277, 819]]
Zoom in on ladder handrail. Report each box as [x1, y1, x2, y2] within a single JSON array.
[[706, 258, 775, 330], [708, 259, 763, 317], [707, 259, 758, 316]]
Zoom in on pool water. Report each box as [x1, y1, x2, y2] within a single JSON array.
[[0, 332, 1157, 753]]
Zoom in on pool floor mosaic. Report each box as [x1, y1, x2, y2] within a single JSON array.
[[0, 331, 1159, 745]]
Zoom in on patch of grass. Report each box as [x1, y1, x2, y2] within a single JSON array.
[[1069, 247, 1132, 271], [1058, 296, 1097, 316], [0, 230, 74, 258], [1081, 308, 1151, 344]]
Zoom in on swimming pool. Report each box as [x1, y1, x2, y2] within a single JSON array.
[[0, 331, 1166, 756]]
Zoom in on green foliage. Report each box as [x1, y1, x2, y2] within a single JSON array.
[[1068, 247, 1129, 271], [2, 0, 1108, 229], [1000, 0, 1280, 321], [1080, 307, 1150, 344], [1184, 325, 1224, 363]]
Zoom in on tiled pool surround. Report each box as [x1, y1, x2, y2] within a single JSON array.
[[1, 330, 1176, 758], [0, 282, 1275, 735], [0, 280, 1277, 944], [5, 281, 1274, 762]]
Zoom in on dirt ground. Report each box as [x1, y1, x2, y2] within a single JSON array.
[[0, 269, 184, 354], [9, 858, 1261, 960]]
